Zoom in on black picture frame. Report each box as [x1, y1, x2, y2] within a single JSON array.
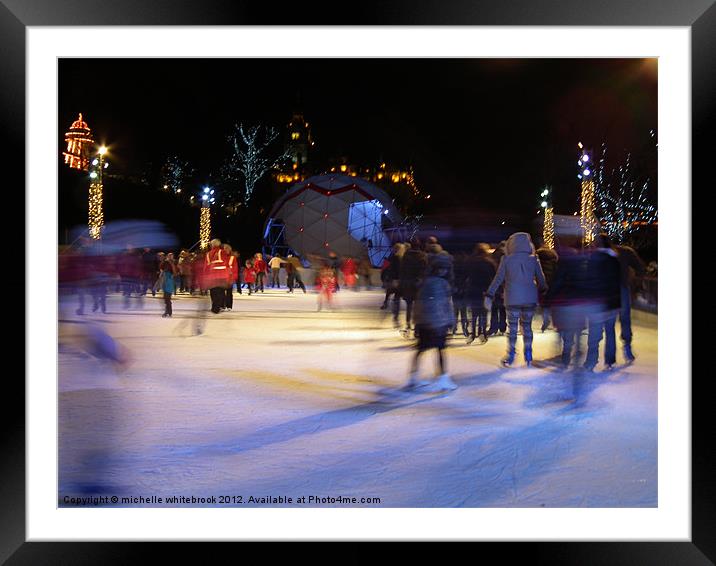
[[5, 0, 709, 562]]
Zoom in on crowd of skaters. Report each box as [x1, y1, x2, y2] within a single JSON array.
[[59, 238, 316, 318], [377, 232, 647, 391], [59, 229, 648, 394]]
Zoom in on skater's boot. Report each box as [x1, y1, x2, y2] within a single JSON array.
[[466, 334, 475, 345], [623, 344, 635, 364], [524, 348, 533, 367], [380, 302, 387, 310], [501, 351, 516, 367], [425, 373, 458, 392], [406, 372, 428, 389], [477, 334, 488, 345]]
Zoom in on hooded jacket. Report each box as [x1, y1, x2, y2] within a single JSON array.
[[486, 232, 547, 307]]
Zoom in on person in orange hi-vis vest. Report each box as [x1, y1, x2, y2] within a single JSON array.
[[205, 239, 228, 313]]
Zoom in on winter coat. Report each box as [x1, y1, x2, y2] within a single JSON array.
[[399, 249, 427, 298], [243, 266, 256, 283], [425, 243, 454, 287], [159, 260, 177, 294], [486, 232, 547, 307], [465, 253, 497, 302], [615, 245, 646, 289], [536, 248, 559, 287], [384, 253, 401, 280], [285, 256, 301, 274], [413, 275, 455, 330], [254, 259, 268, 274], [583, 248, 622, 311], [544, 247, 588, 307]]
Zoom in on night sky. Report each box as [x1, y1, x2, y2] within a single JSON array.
[[59, 58, 657, 218]]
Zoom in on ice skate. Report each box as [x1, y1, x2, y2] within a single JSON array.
[[501, 352, 515, 367], [466, 334, 475, 345], [424, 373, 458, 392], [477, 335, 488, 345], [405, 372, 429, 390], [623, 345, 636, 364]]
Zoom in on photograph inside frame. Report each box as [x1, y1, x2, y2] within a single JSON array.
[[57, 58, 657, 508]]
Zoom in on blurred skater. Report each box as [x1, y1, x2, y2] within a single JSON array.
[[243, 259, 256, 295], [254, 253, 268, 293], [159, 252, 178, 317], [399, 239, 427, 336], [407, 254, 457, 391], [486, 233, 547, 367], [317, 262, 337, 311], [223, 244, 236, 310], [486, 241, 507, 336], [269, 253, 283, 288], [536, 245, 559, 331], [205, 239, 228, 313], [465, 243, 496, 345], [582, 234, 622, 371], [614, 242, 646, 363], [285, 254, 306, 293]]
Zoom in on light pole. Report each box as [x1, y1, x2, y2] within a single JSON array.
[[88, 145, 108, 239], [578, 142, 598, 247], [539, 186, 554, 249], [199, 186, 215, 250]]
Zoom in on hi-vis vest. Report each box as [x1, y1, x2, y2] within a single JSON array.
[[206, 248, 227, 271]]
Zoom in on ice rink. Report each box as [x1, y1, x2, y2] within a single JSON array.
[[58, 288, 657, 507]]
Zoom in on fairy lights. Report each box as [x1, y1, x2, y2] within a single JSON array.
[[592, 141, 658, 242], [539, 186, 554, 249], [87, 146, 106, 240], [200, 206, 211, 250]]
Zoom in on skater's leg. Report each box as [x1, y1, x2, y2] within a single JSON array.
[[505, 307, 519, 361], [604, 311, 618, 366], [584, 307, 604, 370], [521, 307, 535, 363]]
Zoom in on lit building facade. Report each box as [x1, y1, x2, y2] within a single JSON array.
[[63, 113, 94, 171]]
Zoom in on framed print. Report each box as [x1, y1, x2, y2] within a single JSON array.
[[4, 0, 710, 562]]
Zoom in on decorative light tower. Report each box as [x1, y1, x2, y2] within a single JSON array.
[[63, 113, 94, 171], [539, 186, 555, 249], [88, 145, 108, 239], [578, 142, 599, 247], [199, 186, 215, 250]]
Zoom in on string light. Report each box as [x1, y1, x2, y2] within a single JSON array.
[[580, 177, 598, 246], [543, 206, 555, 249], [88, 147, 106, 239], [592, 141, 658, 242], [88, 179, 103, 239], [199, 207, 211, 250]]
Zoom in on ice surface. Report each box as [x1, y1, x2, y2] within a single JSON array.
[[58, 289, 657, 507]]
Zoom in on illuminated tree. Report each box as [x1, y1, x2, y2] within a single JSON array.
[[160, 155, 195, 196], [223, 124, 290, 205], [593, 139, 658, 243]]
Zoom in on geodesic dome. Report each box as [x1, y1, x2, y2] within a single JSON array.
[[263, 174, 402, 266]]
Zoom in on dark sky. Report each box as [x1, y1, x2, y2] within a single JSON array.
[[59, 58, 657, 216]]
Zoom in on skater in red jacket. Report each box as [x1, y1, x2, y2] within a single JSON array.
[[253, 253, 268, 293], [243, 259, 257, 295]]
